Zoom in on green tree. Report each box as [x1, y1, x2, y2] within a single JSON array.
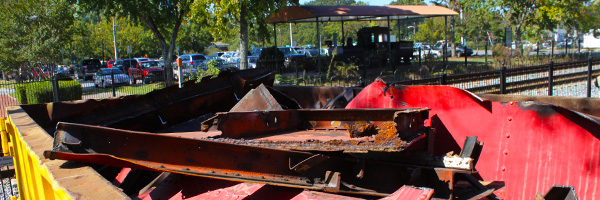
[[75, 0, 195, 82], [177, 22, 214, 54], [191, 0, 298, 69], [389, 0, 426, 5], [0, 0, 75, 81]]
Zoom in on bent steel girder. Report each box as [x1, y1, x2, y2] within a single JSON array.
[[45, 119, 440, 197]]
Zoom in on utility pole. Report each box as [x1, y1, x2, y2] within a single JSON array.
[[112, 17, 118, 60]]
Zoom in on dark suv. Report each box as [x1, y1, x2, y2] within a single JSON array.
[[114, 59, 138, 73], [76, 59, 102, 80]]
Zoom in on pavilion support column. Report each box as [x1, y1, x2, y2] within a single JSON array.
[[397, 18, 401, 40], [274, 23, 279, 73], [444, 16, 448, 70], [317, 17, 322, 76], [341, 20, 345, 46], [387, 16, 393, 70]]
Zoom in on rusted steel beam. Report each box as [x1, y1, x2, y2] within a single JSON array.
[[203, 108, 430, 139], [44, 122, 441, 197], [26, 68, 275, 134]]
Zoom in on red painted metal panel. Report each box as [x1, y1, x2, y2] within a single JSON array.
[[346, 79, 600, 199], [136, 174, 363, 200], [380, 186, 433, 200]]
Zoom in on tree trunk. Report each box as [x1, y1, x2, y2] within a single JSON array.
[[239, 3, 249, 70], [1, 71, 7, 81]]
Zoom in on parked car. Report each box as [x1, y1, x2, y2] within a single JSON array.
[[107, 60, 116, 68], [173, 66, 198, 80], [512, 41, 538, 51], [454, 43, 473, 57], [93, 68, 130, 88], [134, 57, 150, 63], [297, 49, 320, 57], [248, 56, 259, 69], [178, 54, 207, 68], [413, 45, 442, 59], [277, 47, 305, 67], [250, 48, 265, 56], [434, 42, 473, 57], [212, 52, 225, 58], [54, 65, 70, 75], [114, 59, 138, 72], [128, 60, 165, 84], [220, 53, 235, 62], [75, 58, 103, 80]]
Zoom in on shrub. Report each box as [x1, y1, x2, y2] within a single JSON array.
[[14, 80, 82, 104]]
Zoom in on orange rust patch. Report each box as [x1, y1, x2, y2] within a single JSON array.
[[374, 121, 399, 144]]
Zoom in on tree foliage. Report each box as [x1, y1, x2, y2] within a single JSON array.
[[0, 0, 75, 76], [75, 0, 195, 81], [191, 0, 298, 69]]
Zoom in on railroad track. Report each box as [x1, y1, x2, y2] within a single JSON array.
[[396, 59, 600, 95]]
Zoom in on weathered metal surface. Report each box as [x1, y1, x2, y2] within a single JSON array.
[[23, 68, 275, 134], [44, 122, 444, 196], [478, 93, 600, 118], [346, 79, 600, 200], [136, 173, 365, 200], [273, 86, 361, 109], [204, 109, 429, 140], [542, 185, 578, 200], [380, 185, 434, 200], [230, 84, 284, 112]]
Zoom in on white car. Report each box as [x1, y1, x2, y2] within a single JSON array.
[[413, 45, 442, 59], [93, 68, 130, 88], [173, 66, 198, 80]]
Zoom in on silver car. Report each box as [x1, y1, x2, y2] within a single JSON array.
[[93, 68, 130, 88]]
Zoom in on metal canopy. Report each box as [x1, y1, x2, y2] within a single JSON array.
[[266, 5, 458, 24]]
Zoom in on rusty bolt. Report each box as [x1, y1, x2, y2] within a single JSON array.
[[507, 117, 513, 121], [501, 166, 506, 172], [506, 133, 511, 138]]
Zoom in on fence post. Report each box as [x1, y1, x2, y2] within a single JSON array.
[[500, 65, 506, 94], [418, 47, 422, 67], [548, 60, 554, 96], [464, 45, 467, 67], [484, 42, 488, 64], [439, 73, 447, 85], [51, 77, 60, 102], [588, 54, 592, 98], [111, 70, 116, 97], [564, 38, 568, 59]]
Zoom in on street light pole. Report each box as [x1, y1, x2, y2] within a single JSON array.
[[112, 17, 118, 60]]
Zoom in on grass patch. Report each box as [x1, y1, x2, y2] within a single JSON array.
[[82, 82, 165, 96]]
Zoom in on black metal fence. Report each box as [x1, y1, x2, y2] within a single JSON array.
[[2, 49, 600, 118]]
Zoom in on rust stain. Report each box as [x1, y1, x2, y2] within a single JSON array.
[[374, 121, 399, 145]]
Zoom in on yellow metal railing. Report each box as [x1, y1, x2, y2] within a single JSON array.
[[1, 116, 70, 200]]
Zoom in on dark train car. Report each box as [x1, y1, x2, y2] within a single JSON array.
[[336, 26, 413, 66]]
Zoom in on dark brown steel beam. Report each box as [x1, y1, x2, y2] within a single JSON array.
[[44, 122, 440, 197]]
